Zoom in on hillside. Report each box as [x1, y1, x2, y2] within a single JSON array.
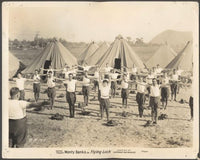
[[149, 30, 193, 52]]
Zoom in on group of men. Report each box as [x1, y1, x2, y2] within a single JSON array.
[[9, 62, 193, 148]]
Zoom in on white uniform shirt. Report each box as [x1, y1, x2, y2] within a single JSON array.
[[47, 77, 55, 88], [172, 74, 179, 81], [147, 74, 155, 84], [9, 100, 29, 119], [137, 82, 146, 93], [83, 77, 90, 86], [132, 67, 137, 74], [33, 74, 40, 83], [155, 67, 163, 74], [110, 73, 118, 80], [99, 81, 111, 99], [104, 67, 112, 74], [94, 71, 99, 79], [121, 80, 129, 89], [162, 77, 169, 85], [47, 68, 54, 74], [64, 80, 77, 92], [150, 85, 160, 97], [83, 66, 91, 71], [16, 78, 26, 90], [176, 70, 183, 76]]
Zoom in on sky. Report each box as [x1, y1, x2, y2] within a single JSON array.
[[7, 2, 198, 42]]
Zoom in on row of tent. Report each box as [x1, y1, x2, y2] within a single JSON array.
[[9, 35, 193, 78]]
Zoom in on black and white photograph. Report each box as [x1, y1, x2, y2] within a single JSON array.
[[2, 1, 199, 159]]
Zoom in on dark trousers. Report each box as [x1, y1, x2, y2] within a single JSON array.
[[47, 87, 56, 108], [161, 87, 169, 108], [82, 86, 90, 106], [33, 83, 40, 102], [9, 117, 27, 148], [121, 88, 129, 106], [136, 92, 145, 117], [150, 97, 159, 123], [19, 90, 25, 100], [66, 92, 76, 117], [100, 98, 110, 121], [111, 81, 117, 97], [93, 80, 99, 92], [189, 96, 193, 119], [170, 83, 177, 100]]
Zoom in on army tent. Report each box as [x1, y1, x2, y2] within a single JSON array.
[[22, 40, 77, 74], [84, 42, 109, 65], [9, 52, 20, 78], [145, 43, 177, 68], [96, 35, 145, 69], [166, 41, 193, 71], [78, 41, 99, 64]]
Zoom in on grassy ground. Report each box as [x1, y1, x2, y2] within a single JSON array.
[[9, 80, 193, 148]]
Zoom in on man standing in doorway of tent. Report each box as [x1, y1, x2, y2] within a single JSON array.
[[64, 73, 77, 118], [149, 78, 160, 124], [46, 71, 56, 109], [82, 71, 90, 106], [33, 69, 41, 102], [170, 69, 179, 101], [99, 73, 111, 122], [15, 73, 26, 100]]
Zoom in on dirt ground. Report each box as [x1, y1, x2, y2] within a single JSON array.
[[9, 80, 193, 148]]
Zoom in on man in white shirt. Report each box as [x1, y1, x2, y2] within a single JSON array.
[[9, 87, 42, 147], [136, 76, 147, 118], [46, 71, 56, 109], [16, 73, 26, 100], [149, 78, 160, 124], [99, 75, 111, 122], [121, 74, 129, 108], [170, 69, 179, 101], [33, 70, 41, 102], [64, 73, 77, 118]]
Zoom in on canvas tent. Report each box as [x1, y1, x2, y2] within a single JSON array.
[[78, 41, 99, 65], [96, 35, 145, 69], [22, 40, 77, 74], [166, 41, 193, 71], [9, 52, 20, 78], [145, 43, 177, 68], [84, 42, 109, 65]]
